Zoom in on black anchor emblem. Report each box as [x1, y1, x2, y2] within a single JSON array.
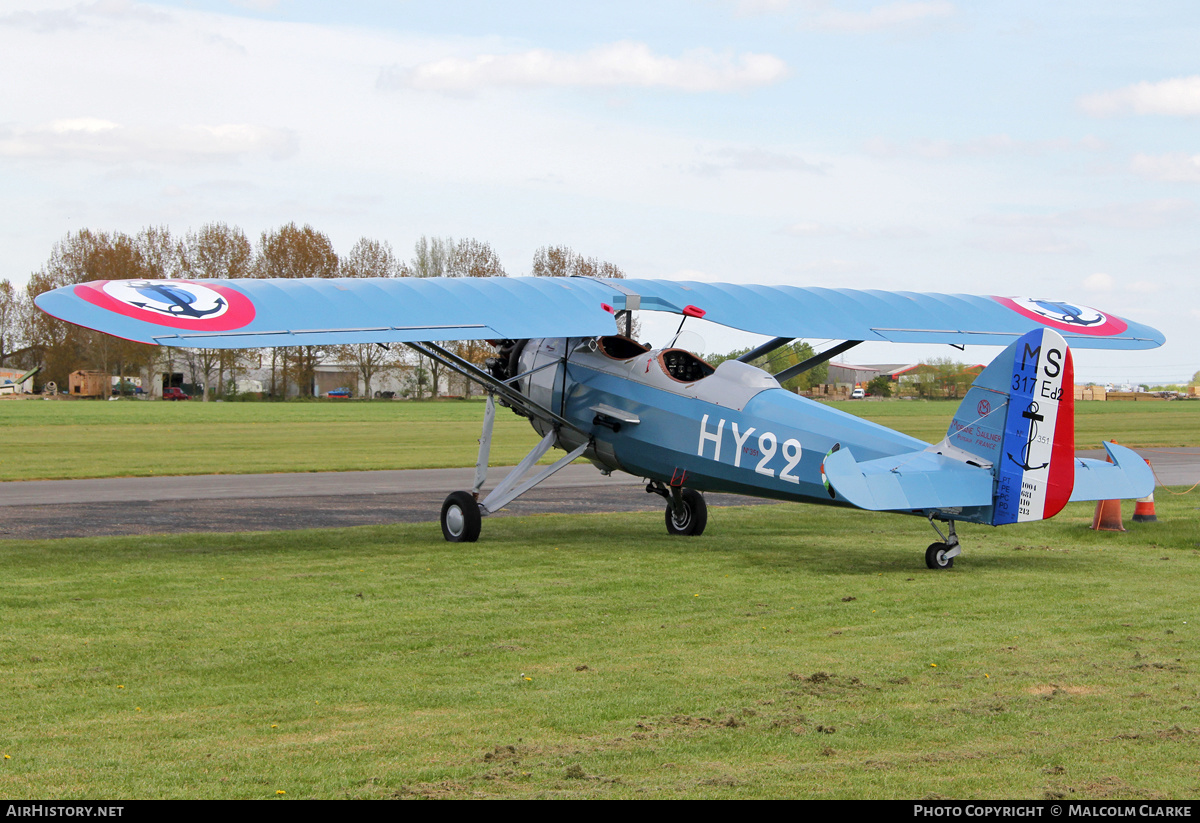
[[1031, 300, 1103, 326], [127, 282, 226, 319], [1007, 400, 1048, 471]]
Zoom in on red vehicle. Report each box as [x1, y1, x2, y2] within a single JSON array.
[[162, 387, 190, 400]]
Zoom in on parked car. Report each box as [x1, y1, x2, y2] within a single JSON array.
[[162, 387, 190, 400], [111, 380, 144, 396], [327, 387, 352, 398], [850, 387, 866, 400]]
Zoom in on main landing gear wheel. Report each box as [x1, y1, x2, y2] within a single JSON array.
[[925, 542, 954, 570], [441, 491, 481, 543], [665, 488, 708, 537]]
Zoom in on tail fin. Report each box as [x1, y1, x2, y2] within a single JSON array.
[[939, 328, 1075, 524]]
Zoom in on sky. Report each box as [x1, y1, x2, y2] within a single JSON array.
[[2, 0, 1197, 385]]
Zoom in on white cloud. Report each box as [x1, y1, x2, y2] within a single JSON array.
[[970, 231, 1087, 256], [1080, 76, 1200, 117], [786, 221, 842, 237], [784, 220, 925, 239], [690, 147, 824, 176], [792, 257, 874, 274], [229, 0, 281, 10], [1128, 280, 1164, 294], [1083, 272, 1115, 291], [378, 41, 788, 93], [733, 0, 792, 14], [0, 0, 169, 32], [864, 134, 1105, 159], [730, 0, 956, 30], [0, 120, 298, 164], [50, 117, 119, 134], [801, 1, 956, 32], [975, 200, 1199, 231], [1131, 153, 1200, 183]]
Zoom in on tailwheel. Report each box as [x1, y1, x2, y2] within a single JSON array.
[[441, 491, 481, 543], [665, 488, 708, 537], [925, 542, 955, 570], [925, 517, 962, 569]]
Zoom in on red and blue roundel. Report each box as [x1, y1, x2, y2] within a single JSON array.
[[993, 296, 1128, 337], [74, 280, 256, 331]]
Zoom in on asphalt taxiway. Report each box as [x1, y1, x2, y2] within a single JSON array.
[[1, 448, 1195, 540]]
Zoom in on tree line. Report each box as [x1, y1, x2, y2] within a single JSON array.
[[0, 223, 628, 399], [707, 341, 829, 393]]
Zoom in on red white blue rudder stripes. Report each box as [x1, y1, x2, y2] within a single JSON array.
[[993, 327, 1075, 525]]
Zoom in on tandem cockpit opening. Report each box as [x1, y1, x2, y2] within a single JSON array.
[[485, 334, 718, 386], [595, 335, 716, 383]]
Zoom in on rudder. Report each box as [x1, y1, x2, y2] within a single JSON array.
[[938, 328, 1075, 524]]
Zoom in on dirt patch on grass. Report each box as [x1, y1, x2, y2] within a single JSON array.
[[1027, 684, 1101, 696], [1044, 775, 1166, 801]]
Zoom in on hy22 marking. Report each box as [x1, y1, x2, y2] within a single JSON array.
[[697, 414, 803, 483]]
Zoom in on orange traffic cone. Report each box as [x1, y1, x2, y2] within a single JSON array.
[[1091, 439, 1126, 531], [1092, 498, 1126, 531], [1132, 460, 1157, 522]]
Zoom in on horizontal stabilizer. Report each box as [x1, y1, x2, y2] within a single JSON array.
[[822, 446, 994, 512], [1069, 442, 1155, 502]]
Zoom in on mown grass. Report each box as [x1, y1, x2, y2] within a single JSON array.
[[834, 397, 1200, 448], [2, 397, 1196, 481], [0, 398, 543, 481], [1, 494, 1197, 799]]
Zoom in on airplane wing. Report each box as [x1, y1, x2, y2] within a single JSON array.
[[33, 277, 619, 348], [33, 276, 1163, 350], [601, 280, 1163, 350]]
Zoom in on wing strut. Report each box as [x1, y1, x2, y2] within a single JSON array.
[[404, 341, 587, 437], [737, 337, 794, 364], [735, 339, 863, 385], [774, 340, 862, 385]]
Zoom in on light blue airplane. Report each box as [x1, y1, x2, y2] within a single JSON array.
[[36, 277, 1162, 569]]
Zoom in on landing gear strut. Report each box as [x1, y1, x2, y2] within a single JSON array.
[[647, 481, 708, 537], [925, 517, 961, 570], [439, 393, 589, 543]]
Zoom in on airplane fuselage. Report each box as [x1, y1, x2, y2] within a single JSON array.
[[514, 336, 928, 508]]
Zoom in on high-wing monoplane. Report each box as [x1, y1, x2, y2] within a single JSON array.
[[36, 277, 1163, 568]]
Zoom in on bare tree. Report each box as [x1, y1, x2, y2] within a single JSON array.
[[136, 226, 179, 279], [449, 238, 506, 278], [410, 235, 453, 278], [23, 229, 159, 390], [532, 244, 626, 280], [0, 279, 17, 366], [342, 237, 405, 280], [530, 244, 573, 278], [181, 223, 253, 279]]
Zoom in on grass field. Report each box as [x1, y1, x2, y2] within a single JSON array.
[[2, 396, 1197, 481], [2, 395, 1197, 799], [1, 495, 1196, 799], [0, 398, 541, 481]]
